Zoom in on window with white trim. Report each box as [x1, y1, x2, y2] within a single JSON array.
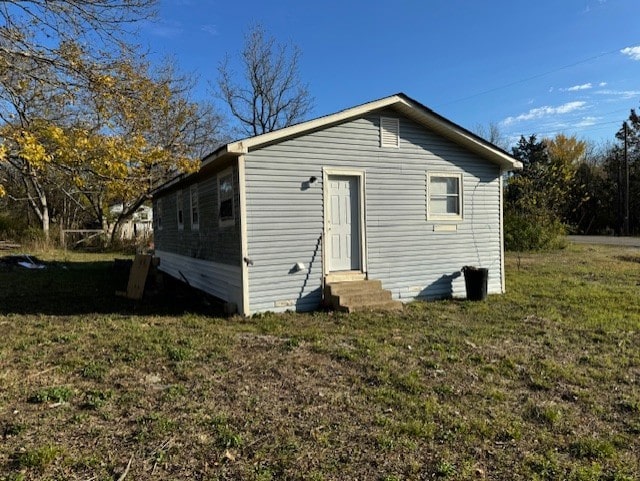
[[190, 185, 199, 230], [427, 172, 463, 221], [176, 189, 184, 230], [380, 117, 400, 148], [218, 169, 234, 227], [155, 198, 163, 230]]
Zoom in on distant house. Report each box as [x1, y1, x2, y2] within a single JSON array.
[[152, 93, 522, 315], [109, 204, 153, 240]]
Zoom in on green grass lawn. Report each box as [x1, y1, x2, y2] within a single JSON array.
[[0, 244, 639, 480]]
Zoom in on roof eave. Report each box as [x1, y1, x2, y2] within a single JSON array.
[[393, 95, 522, 171]]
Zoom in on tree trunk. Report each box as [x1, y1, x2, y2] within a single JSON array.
[[22, 173, 50, 243], [109, 216, 124, 246], [41, 204, 50, 242]]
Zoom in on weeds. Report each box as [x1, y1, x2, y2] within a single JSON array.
[[27, 386, 73, 404], [80, 361, 107, 381], [568, 438, 616, 460], [81, 389, 112, 410], [13, 445, 64, 470]]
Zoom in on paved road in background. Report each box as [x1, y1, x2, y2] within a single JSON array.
[[568, 235, 640, 247]]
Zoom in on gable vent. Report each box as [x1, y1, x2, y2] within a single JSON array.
[[380, 117, 400, 147]]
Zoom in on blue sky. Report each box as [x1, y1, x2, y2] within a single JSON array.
[[139, 0, 640, 147]]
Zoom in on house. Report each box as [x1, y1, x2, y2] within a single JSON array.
[[109, 204, 153, 240], [152, 93, 522, 315]]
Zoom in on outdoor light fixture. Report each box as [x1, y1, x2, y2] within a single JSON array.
[[309, 176, 317, 184]]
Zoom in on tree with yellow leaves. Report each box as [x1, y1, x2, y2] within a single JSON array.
[[0, 1, 230, 243], [70, 53, 226, 241], [0, 46, 226, 242]]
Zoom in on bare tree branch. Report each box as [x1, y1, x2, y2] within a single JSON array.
[[217, 24, 313, 136]]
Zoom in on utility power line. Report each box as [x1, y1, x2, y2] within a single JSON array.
[[438, 43, 640, 108]]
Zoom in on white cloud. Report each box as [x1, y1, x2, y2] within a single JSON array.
[[567, 83, 592, 91], [599, 82, 607, 87], [147, 20, 183, 38], [575, 117, 599, 128], [501, 101, 587, 126], [201, 24, 219, 35], [621, 46, 640, 61]]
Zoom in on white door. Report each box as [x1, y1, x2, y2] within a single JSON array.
[[328, 175, 361, 272]]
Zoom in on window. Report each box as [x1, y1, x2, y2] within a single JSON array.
[[380, 117, 400, 148], [190, 185, 199, 230], [427, 172, 463, 221], [218, 168, 234, 227], [176, 189, 184, 230], [155, 198, 163, 230]]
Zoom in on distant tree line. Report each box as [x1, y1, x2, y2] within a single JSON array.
[[504, 111, 640, 251]]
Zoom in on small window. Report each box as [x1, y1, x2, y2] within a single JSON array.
[[190, 185, 199, 230], [427, 172, 463, 221], [218, 168, 234, 227], [380, 117, 400, 148], [155, 198, 163, 230], [176, 189, 184, 230]]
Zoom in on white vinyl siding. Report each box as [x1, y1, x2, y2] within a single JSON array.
[[155, 249, 242, 307], [176, 189, 184, 230], [380, 117, 400, 147], [218, 168, 234, 227], [244, 113, 503, 313], [427, 172, 463, 221], [190, 185, 199, 230]]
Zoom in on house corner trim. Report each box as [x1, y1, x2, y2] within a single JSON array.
[[238, 155, 251, 315]]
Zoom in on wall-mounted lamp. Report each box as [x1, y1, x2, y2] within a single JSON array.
[[289, 262, 306, 274], [309, 176, 317, 184]]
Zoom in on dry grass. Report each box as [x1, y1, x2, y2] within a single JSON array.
[[0, 244, 639, 480]]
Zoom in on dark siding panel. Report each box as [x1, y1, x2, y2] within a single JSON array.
[[154, 165, 242, 267]]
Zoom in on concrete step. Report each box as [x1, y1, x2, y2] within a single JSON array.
[[326, 279, 382, 295], [329, 289, 392, 307], [325, 279, 402, 313], [339, 299, 404, 313]]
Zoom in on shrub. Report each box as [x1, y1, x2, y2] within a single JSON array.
[[504, 208, 567, 252], [0, 212, 28, 241]]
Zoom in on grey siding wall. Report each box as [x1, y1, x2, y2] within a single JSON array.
[[154, 166, 241, 265], [153, 164, 242, 305], [244, 110, 503, 313]]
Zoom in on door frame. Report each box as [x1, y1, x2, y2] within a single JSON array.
[[322, 168, 367, 277]]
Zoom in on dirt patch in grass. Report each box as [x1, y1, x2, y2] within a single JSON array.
[[0, 245, 639, 480], [616, 254, 640, 264]]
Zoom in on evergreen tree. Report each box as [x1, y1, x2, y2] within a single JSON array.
[[504, 135, 567, 250]]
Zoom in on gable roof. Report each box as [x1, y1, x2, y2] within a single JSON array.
[[155, 93, 521, 196], [204, 92, 522, 170]]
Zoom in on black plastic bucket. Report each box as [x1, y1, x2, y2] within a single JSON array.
[[462, 266, 488, 301]]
